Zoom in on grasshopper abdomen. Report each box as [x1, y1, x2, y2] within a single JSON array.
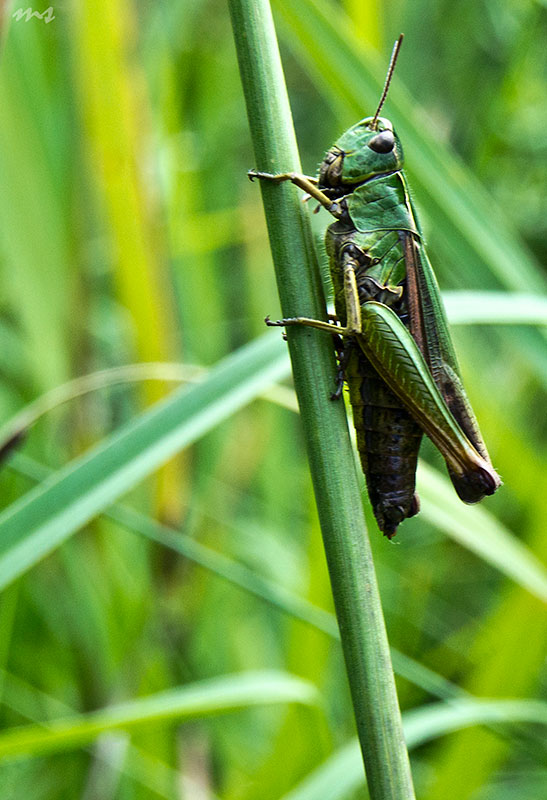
[[326, 225, 424, 536], [345, 344, 422, 537]]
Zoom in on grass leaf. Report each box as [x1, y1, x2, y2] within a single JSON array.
[[0, 671, 319, 760], [0, 333, 288, 590]]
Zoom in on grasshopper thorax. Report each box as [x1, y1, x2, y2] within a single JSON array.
[[318, 117, 404, 190]]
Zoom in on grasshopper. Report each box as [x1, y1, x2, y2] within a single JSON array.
[[249, 35, 501, 537]]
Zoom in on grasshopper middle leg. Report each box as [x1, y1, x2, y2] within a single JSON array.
[[267, 265, 498, 500]]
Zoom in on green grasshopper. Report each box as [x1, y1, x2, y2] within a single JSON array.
[[249, 35, 501, 537]]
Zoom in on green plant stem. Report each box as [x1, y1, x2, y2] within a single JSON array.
[[228, 1, 415, 797]]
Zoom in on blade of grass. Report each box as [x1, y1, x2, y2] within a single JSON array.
[[0, 669, 194, 798], [229, 1, 415, 797], [442, 291, 547, 326], [3, 340, 544, 607], [0, 22, 71, 392], [72, 0, 186, 518], [0, 670, 318, 760], [6, 452, 470, 704], [0, 333, 288, 591], [417, 463, 547, 602], [72, 0, 178, 393], [425, 572, 547, 799], [0, 363, 205, 453], [2, 288, 542, 452], [280, 699, 547, 800], [0, 361, 302, 455]]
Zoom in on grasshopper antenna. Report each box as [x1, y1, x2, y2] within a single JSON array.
[[371, 34, 403, 130]]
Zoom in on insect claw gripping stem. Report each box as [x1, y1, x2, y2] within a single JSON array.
[[248, 168, 342, 217], [248, 169, 282, 183]]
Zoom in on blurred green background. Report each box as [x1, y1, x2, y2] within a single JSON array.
[[0, 0, 546, 798]]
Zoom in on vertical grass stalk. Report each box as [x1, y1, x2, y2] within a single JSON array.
[[228, 1, 416, 797]]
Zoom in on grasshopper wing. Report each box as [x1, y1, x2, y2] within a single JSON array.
[[402, 232, 501, 502]]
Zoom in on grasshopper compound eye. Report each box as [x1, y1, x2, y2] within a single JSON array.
[[367, 130, 395, 153]]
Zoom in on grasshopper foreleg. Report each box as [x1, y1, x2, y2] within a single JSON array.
[[265, 314, 340, 334], [248, 169, 342, 218]]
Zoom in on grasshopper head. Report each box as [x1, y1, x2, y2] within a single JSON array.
[[318, 117, 404, 189]]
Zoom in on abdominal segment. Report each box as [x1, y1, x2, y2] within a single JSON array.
[[345, 346, 422, 538]]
